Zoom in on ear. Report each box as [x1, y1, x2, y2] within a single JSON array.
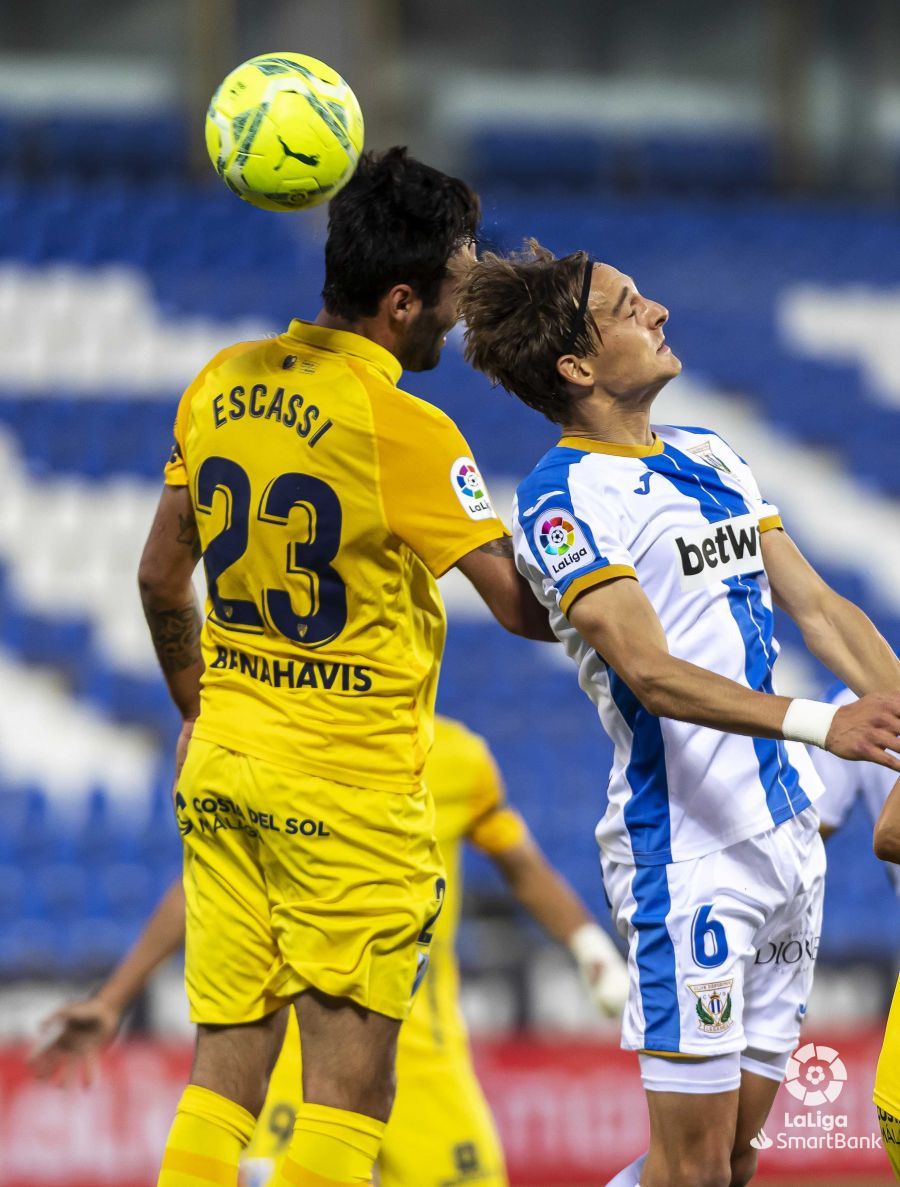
[[382, 283, 421, 324], [556, 353, 595, 389]]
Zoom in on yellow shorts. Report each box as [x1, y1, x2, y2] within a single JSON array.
[[875, 973, 900, 1182], [243, 1012, 507, 1187], [877, 1107, 900, 1182], [177, 738, 444, 1024]]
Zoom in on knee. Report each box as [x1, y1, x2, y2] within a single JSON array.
[[306, 1060, 396, 1122], [656, 1154, 732, 1187], [729, 1146, 758, 1187], [355, 1062, 396, 1121]]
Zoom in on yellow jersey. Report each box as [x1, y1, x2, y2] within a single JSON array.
[[164, 322, 506, 792], [401, 714, 529, 1058]]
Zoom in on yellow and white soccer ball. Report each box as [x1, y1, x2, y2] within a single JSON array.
[[205, 52, 364, 212]]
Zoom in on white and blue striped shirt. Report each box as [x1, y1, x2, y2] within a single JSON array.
[[513, 425, 823, 867]]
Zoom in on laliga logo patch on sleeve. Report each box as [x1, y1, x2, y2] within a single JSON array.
[[450, 456, 496, 520], [533, 508, 596, 578]]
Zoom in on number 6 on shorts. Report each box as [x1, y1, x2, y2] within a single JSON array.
[[692, 903, 729, 969]]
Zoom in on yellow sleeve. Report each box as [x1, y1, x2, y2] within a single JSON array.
[[466, 740, 529, 856], [470, 804, 529, 856], [163, 389, 191, 486], [372, 391, 508, 577]]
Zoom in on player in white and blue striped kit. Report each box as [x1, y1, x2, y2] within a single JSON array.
[[458, 241, 900, 1187]]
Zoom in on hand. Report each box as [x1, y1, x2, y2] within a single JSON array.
[[568, 922, 630, 1018], [29, 997, 123, 1085], [825, 694, 900, 773]]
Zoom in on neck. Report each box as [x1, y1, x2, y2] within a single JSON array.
[[562, 389, 659, 446], [314, 308, 398, 358]]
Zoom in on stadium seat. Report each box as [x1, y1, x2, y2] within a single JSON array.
[[627, 133, 775, 195], [0, 864, 26, 927], [34, 863, 89, 922], [468, 129, 620, 194]]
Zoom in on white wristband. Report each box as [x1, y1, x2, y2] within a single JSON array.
[[781, 698, 838, 749], [567, 922, 630, 1017], [568, 921, 620, 965]]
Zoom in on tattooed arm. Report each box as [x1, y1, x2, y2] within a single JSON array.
[[456, 536, 557, 642], [138, 485, 204, 729]]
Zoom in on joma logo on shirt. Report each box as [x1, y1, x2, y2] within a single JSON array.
[[675, 512, 763, 591]]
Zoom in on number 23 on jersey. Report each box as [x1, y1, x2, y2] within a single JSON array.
[[195, 456, 347, 647]]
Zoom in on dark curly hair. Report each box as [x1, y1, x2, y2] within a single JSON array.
[[322, 146, 480, 320], [457, 239, 599, 423]]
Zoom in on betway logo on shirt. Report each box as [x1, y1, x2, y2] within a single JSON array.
[[675, 512, 764, 591]]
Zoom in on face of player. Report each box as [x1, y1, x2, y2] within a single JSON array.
[[396, 244, 474, 373], [580, 263, 681, 396]]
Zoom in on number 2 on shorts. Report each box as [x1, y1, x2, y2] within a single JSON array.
[[418, 877, 447, 945]]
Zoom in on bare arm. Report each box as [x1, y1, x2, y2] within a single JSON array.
[[763, 529, 900, 695], [491, 833, 628, 1015], [568, 577, 900, 770], [874, 779, 900, 863], [456, 537, 556, 641], [491, 833, 593, 944], [95, 880, 186, 1011], [30, 881, 186, 1083], [137, 485, 204, 723]]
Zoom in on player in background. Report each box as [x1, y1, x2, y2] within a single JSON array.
[[872, 781, 900, 1180], [138, 151, 555, 1187], [456, 241, 900, 1187], [32, 715, 629, 1187], [814, 680, 900, 1180], [812, 679, 900, 895]]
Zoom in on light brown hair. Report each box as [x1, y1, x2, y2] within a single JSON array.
[[456, 239, 599, 423]]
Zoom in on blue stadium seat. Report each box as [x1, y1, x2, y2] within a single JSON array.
[[63, 917, 135, 974], [5, 786, 53, 866], [73, 788, 136, 867], [0, 864, 26, 927], [468, 129, 620, 193], [34, 863, 89, 922], [0, 919, 59, 978], [98, 862, 154, 924], [34, 114, 189, 181], [627, 134, 775, 195]]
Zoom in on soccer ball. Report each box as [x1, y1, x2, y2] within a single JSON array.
[[205, 52, 364, 212]]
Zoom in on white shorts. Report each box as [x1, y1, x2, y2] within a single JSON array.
[[602, 810, 826, 1057]]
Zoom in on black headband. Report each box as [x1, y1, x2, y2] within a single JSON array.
[[559, 257, 594, 357]]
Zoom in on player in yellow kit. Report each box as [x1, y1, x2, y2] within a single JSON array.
[[34, 717, 629, 1187], [874, 780, 900, 1180], [135, 147, 554, 1187], [244, 716, 627, 1187]]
